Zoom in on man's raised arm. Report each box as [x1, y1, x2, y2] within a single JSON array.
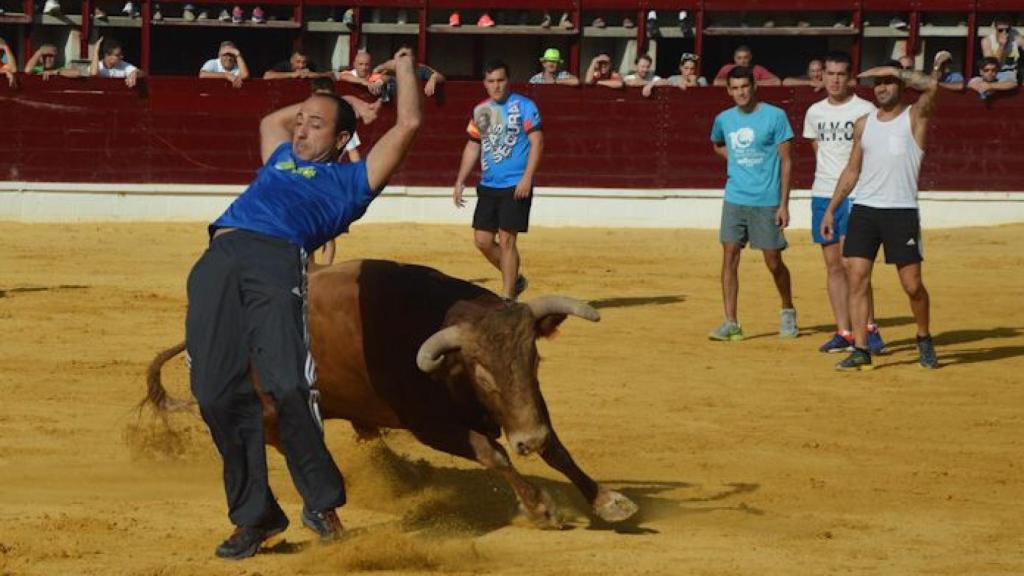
[[259, 102, 303, 164], [365, 48, 422, 191]]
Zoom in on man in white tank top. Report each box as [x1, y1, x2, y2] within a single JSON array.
[[802, 51, 884, 355], [820, 52, 952, 371]]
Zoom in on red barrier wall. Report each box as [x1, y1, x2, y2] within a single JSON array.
[[1, 76, 1021, 190]]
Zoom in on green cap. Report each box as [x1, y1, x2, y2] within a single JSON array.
[[540, 48, 563, 63]]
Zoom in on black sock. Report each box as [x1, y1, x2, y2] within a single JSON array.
[[916, 334, 932, 343]]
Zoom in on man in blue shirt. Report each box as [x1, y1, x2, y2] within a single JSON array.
[[709, 65, 797, 341], [186, 47, 421, 560], [453, 59, 544, 302]]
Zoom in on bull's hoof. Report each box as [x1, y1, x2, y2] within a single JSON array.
[[593, 489, 639, 523], [519, 489, 565, 530]]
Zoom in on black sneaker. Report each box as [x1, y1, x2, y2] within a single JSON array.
[[836, 348, 873, 371], [301, 506, 343, 541], [215, 512, 289, 559], [917, 335, 938, 369]]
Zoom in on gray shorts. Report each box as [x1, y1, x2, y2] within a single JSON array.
[[719, 201, 788, 251]]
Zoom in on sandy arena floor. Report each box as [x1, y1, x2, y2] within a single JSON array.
[[1, 221, 1022, 576]]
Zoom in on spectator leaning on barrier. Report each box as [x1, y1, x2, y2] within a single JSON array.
[[339, 50, 384, 96], [528, 48, 579, 86], [90, 37, 144, 88], [585, 52, 624, 89], [714, 45, 780, 87], [968, 56, 1018, 100], [1, 36, 18, 87], [373, 54, 447, 97], [981, 15, 1022, 83], [199, 41, 249, 87], [783, 58, 824, 89], [24, 43, 81, 79], [643, 52, 707, 97], [624, 53, 660, 87], [264, 48, 330, 80]]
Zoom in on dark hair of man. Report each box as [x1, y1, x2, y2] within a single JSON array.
[[484, 59, 509, 78], [636, 53, 653, 65], [291, 48, 308, 57], [310, 77, 334, 94], [311, 93, 357, 137], [102, 38, 123, 57], [993, 14, 1011, 26], [734, 45, 752, 56], [726, 65, 755, 85], [980, 56, 1001, 70], [824, 51, 852, 72], [883, 58, 903, 69]]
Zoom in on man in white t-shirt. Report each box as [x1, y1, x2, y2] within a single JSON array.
[[90, 37, 144, 87], [802, 51, 883, 355], [199, 41, 249, 88]]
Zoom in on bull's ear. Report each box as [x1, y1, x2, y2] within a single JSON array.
[[535, 314, 568, 339]]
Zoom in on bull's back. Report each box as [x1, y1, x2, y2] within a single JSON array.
[[309, 259, 497, 430]]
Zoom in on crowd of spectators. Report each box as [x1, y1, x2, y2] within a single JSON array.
[[0, 12, 1021, 103]]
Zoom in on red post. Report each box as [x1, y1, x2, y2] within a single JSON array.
[[568, 1, 581, 75], [965, 9, 976, 83], [851, 7, 862, 74], [417, 6, 427, 63], [141, 0, 151, 73], [907, 10, 920, 59], [81, 0, 92, 59]]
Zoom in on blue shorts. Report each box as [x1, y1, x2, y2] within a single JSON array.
[[811, 196, 851, 245]]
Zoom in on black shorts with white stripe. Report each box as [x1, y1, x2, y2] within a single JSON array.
[[843, 204, 923, 265]]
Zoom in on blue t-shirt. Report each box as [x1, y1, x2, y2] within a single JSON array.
[[212, 143, 376, 253], [467, 93, 542, 189], [710, 103, 794, 207]]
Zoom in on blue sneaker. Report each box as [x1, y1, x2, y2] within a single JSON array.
[[867, 328, 886, 354], [819, 332, 853, 353], [836, 348, 873, 371], [917, 335, 938, 369]]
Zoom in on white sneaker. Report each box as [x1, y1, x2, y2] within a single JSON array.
[[121, 1, 133, 15], [43, 0, 61, 16], [218, 8, 229, 21]]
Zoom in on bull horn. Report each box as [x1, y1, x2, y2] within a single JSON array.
[[525, 296, 601, 322], [416, 325, 463, 373]]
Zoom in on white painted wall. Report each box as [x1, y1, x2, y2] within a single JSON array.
[[1, 182, 1022, 228]]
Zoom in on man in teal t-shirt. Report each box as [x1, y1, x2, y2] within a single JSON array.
[[708, 65, 797, 342]]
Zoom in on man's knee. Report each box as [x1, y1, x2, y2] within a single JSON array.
[[763, 251, 786, 274], [498, 230, 518, 251], [473, 233, 495, 252]]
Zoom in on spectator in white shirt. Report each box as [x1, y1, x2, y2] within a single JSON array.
[[338, 50, 383, 96], [643, 52, 707, 97], [624, 53, 660, 87], [90, 37, 144, 87], [199, 41, 249, 88]]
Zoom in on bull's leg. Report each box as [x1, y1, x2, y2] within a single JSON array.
[[409, 426, 562, 528], [540, 431, 638, 523], [467, 431, 562, 529]]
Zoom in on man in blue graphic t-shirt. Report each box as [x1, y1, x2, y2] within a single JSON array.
[[186, 48, 421, 560], [453, 59, 544, 302], [708, 65, 797, 342]]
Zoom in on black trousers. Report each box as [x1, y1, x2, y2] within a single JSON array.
[[185, 230, 345, 527]]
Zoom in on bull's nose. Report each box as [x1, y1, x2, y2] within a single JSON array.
[[515, 441, 530, 456]]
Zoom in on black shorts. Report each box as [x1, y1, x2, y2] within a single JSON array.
[[843, 205, 923, 265], [472, 184, 532, 233]]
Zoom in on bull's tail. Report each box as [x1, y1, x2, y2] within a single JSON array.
[[141, 340, 193, 412]]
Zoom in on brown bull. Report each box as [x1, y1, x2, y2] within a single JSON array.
[[145, 259, 638, 526]]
